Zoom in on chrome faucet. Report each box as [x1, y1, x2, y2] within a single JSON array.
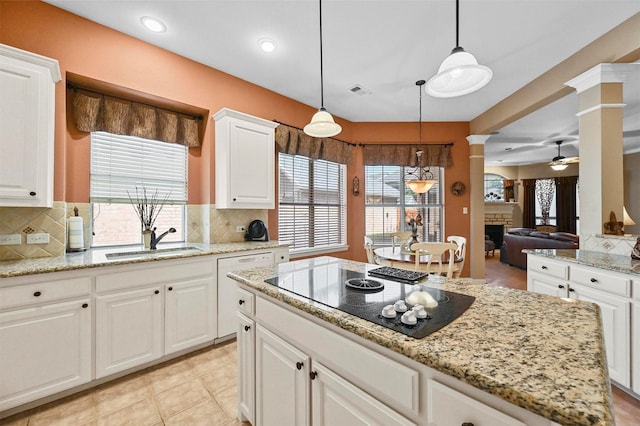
[[150, 227, 176, 250]]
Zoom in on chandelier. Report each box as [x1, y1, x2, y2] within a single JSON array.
[[405, 80, 436, 194]]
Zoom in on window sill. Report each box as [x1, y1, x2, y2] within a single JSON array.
[[289, 244, 349, 259]]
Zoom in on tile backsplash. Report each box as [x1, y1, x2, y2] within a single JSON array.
[[1, 203, 268, 260], [581, 233, 637, 256]]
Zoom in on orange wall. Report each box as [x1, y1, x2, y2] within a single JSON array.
[[1, 1, 471, 273]]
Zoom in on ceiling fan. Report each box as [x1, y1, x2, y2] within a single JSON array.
[[549, 140, 579, 170]]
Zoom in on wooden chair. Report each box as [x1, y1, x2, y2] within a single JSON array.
[[390, 231, 412, 250], [446, 236, 467, 278], [410, 242, 458, 278]]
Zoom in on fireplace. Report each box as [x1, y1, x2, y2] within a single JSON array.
[[485, 224, 504, 249]]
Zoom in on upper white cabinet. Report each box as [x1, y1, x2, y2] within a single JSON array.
[[213, 108, 278, 209], [0, 44, 60, 207]]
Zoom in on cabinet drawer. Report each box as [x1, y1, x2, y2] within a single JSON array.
[[237, 287, 255, 316], [0, 277, 91, 310], [427, 379, 526, 426], [528, 256, 568, 280], [570, 266, 630, 297]]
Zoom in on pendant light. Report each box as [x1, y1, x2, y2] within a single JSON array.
[[405, 80, 436, 194], [304, 0, 342, 138], [426, 0, 492, 98]]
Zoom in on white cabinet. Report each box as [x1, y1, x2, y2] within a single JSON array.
[[237, 312, 255, 424], [213, 108, 278, 209], [633, 300, 640, 395], [0, 44, 60, 207], [527, 272, 568, 298], [95, 286, 163, 378], [0, 277, 91, 411]]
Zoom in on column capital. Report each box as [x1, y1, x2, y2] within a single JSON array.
[[466, 135, 492, 145], [565, 63, 639, 94]]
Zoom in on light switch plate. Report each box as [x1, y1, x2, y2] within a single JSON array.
[[27, 233, 50, 244], [0, 234, 21, 245]]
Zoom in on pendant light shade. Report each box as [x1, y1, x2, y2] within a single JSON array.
[[426, 0, 492, 98], [405, 80, 436, 194], [304, 0, 341, 138]]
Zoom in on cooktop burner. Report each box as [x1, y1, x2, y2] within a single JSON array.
[[367, 266, 429, 283], [264, 264, 474, 339]]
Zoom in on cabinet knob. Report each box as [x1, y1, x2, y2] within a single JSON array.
[[309, 371, 317, 380], [154, 290, 160, 295], [296, 362, 303, 370], [82, 303, 88, 308], [244, 325, 251, 332], [568, 288, 575, 292], [233, 198, 237, 202], [541, 265, 548, 270], [168, 286, 173, 291], [29, 191, 36, 196], [462, 423, 475, 426], [590, 278, 598, 283], [33, 291, 42, 297], [239, 299, 245, 305], [558, 285, 565, 289]]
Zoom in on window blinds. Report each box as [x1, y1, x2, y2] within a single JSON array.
[[90, 132, 187, 204]]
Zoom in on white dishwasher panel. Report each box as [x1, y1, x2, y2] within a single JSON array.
[[217, 252, 273, 339]]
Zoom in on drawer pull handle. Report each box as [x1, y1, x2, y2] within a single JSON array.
[[33, 291, 42, 297], [558, 285, 565, 289], [541, 266, 548, 270], [569, 288, 575, 292], [244, 325, 251, 332], [462, 423, 475, 426], [29, 191, 36, 196], [590, 278, 598, 283], [154, 290, 160, 295], [296, 362, 303, 370], [82, 303, 88, 308], [168, 286, 173, 291], [239, 299, 245, 305], [310, 371, 317, 380]]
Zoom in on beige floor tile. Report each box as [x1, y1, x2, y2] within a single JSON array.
[[96, 397, 161, 426], [190, 348, 237, 378], [154, 379, 211, 419], [0, 414, 29, 426], [199, 364, 237, 394], [164, 400, 231, 426], [29, 393, 97, 426], [95, 373, 151, 416], [213, 385, 238, 420], [148, 357, 197, 394]]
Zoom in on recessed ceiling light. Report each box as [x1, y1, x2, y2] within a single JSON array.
[[140, 16, 166, 33], [258, 38, 277, 53]]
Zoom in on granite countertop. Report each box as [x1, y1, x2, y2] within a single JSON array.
[[229, 256, 613, 426], [525, 248, 640, 276], [0, 241, 289, 278]]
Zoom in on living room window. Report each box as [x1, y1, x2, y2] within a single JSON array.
[[484, 173, 505, 201], [90, 132, 187, 247], [278, 153, 347, 255], [364, 165, 443, 246]]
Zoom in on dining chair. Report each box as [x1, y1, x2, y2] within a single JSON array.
[[446, 236, 466, 278], [390, 231, 412, 250], [410, 242, 458, 278], [364, 236, 376, 264]]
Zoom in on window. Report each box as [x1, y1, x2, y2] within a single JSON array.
[[90, 132, 187, 247], [365, 165, 443, 246], [278, 153, 347, 255], [484, 173, 505, 201]]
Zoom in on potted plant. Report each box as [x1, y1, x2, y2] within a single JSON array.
[[127, 186, 170, 248]]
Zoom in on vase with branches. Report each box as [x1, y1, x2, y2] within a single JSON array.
[[127, 186, 170, 247]]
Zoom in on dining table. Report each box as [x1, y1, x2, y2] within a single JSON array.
[[373, 246, 459, 276]]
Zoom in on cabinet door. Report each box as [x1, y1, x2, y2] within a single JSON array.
[[96, 287, 163, 378], [0, 47, 58, 207], [165, 278, 215, 355], [237, 313, 255, 424], [0, 299, 91, 411], [633, 301, 640, 395], [571, 284, 630, 387], [256, 325, 310, 426], [527, 272, 568, 298], [312, 362, 415, 426]]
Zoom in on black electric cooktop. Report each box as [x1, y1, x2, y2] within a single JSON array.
[[264, 264, 474, 339]]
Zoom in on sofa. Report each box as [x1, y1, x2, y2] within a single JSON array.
[[499, 228, 579, 270]]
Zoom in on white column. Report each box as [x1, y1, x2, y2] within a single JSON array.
[[467, 135, 491, 279]]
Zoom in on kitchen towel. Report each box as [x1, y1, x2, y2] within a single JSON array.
[[67, 216, 84, 250]]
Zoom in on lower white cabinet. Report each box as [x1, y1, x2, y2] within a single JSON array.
[[633, 301, 640, 395], [527, 272, 568, 298], [237, 312, 255, 424], [0, 298, 91, 411], [96, 286, 163, 378]]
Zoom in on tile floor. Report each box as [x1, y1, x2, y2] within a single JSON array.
[[0, 340, 247, 426]]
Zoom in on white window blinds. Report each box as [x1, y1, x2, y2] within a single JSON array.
[[90, 132, 187, 204], [279, 153, 346, 252]]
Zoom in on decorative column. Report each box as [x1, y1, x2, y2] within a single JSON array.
[[565, 64, 636, 237], [467, 135, 491, 279]]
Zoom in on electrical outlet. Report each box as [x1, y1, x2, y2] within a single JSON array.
[[0, 234, 21, 245], [463, 207, 468, 215], [27, 233, 50, 244], [236, 226, 246, 232]]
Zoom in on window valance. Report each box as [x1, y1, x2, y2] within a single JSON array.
[[275, 124, 353, 165], [362, 143, 452, 167], [69, 86, 202, 147]]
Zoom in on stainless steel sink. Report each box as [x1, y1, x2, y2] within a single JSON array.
[[105, 246, 204, 260]]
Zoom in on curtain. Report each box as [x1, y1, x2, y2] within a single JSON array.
[[71, 89, 201, 147], [535, 178, 555, 226], [522, 179, 537, 228], [556, 176, 578, 234], [275, 124, 353, 164], [362, 144, 452, 167]]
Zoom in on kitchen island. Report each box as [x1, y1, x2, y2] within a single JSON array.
[[228, 256, 613, 426]]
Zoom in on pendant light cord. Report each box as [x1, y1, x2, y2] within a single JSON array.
[[319, 0, 325, 109], [455, 0, 459, 48]]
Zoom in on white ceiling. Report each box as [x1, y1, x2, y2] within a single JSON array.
[[45, 0, 640, 165]]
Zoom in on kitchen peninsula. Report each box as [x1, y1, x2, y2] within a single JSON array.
[[229, 256, 613, 426]]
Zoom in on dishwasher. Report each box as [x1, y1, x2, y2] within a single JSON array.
[[217, 252, 273, 340]]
